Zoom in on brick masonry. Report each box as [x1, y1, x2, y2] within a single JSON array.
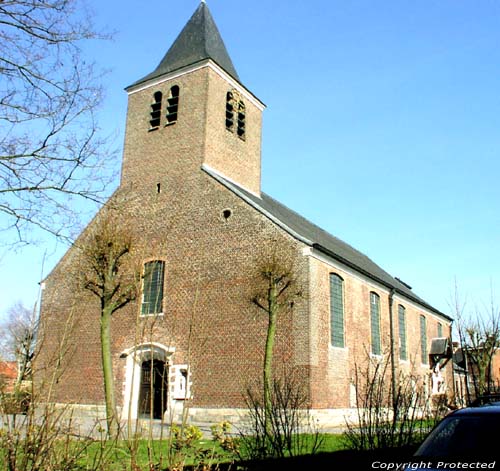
[[36, 58, 454, 426]]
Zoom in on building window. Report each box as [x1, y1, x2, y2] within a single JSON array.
[[225, 91, 234, 131], [398, 305, 407, 361], [226, 89, 246, 139], [437, 322, 443, 338], [166, 85, 180, 125], [420, 315, 428, 364], [150, 91, 162, 128], [329, 274, 344, 348], [370, 292, 381, 355], [237, 100, 246, 139], [141, 260, 165, 315]]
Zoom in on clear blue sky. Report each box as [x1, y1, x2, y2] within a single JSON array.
[[1, 0, 499, 320]]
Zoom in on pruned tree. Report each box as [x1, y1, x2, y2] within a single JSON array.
[[251, 251, 303, 433], [0, 0, 114, 246], [0, 301, 38, 389], [452, 285, 500, 402], [80, 210, 139, 437]]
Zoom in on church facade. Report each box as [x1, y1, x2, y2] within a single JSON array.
[[37, 3, 453, 427]]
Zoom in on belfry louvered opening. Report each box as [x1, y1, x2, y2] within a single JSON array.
[[150, 91, 163, 128], [237, 101, 246, 139], [166, 85, 180, 124], [226, 91, 234, 131], [226, 90, 246, 140]]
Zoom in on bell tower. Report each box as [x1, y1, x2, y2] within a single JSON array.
[[120, 2, 265, 195]]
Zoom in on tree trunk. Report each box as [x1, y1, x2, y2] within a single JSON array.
[[100, 308, 118, 437], [263, 284, 277, 435]]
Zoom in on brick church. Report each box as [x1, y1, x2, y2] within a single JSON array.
[[37, 3, 453, 426]]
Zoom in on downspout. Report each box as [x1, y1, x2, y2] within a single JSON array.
[[388, 288, 397, 410]]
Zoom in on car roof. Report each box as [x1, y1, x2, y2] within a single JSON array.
[[447, 404, 500, 417]]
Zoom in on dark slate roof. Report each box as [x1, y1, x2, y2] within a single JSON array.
[[203, 166, 452, 321], [128, 3, 239, 89]]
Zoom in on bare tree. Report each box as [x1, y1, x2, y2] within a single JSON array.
[[0, 0, 114, 245], [0, 301, 38, 389], [80, 209, 139, 436], [451, 284, 500, 404], [251, 251, 303, 434]]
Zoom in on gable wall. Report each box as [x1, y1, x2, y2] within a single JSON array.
[[37, 169, 313, 410]]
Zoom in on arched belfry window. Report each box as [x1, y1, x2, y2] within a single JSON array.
[[150, 91, 162, 128], [237, 101, 246, 139], [166, 85, 180, 125], [226, 91, 235, 131], [226, 89, 246, 140]]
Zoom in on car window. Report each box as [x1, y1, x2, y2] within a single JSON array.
[[416, 415, 497, 458]]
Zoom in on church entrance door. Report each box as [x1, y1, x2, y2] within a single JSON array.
[[138, 359, 168, 419]]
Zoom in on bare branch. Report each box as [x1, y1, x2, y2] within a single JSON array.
[[0, 0, 116, 246]]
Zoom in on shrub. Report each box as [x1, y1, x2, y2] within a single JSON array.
[[240, 377, 323, 460]]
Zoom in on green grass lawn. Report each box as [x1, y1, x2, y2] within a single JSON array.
[[0, 433, 346, 470], [84, 434, 347, 469]]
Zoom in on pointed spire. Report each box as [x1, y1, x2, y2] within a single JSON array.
[[129, 3, 239, 88]]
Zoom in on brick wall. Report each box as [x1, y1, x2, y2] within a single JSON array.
[[36, 61, 454, 419], [307, 252, 453, 408]]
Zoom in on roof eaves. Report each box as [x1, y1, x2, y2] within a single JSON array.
[[202, 165, 452, 323], [313, 242, 452, 321]]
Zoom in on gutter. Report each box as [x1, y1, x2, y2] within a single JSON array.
[[202, 165, 452, 323], [313, 243, 453, 322]]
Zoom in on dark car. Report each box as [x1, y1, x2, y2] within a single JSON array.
[[412, 404, 500, 462]]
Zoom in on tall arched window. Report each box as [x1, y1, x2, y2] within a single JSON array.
[[330, 274, 344, 348], [150, 91, 162, 128], [141, 260, 165, 315], [420, 315, 428, 364], [370, 292, 381, 355], [398, 305, 407, 361], [166, 85, 180, 124]]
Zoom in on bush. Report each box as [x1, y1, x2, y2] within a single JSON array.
[[0, 391, 31, 414], [344, 355, 446, 452], [239, 377, 323, 460]]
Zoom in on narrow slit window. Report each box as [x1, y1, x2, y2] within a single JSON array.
[[330, 274, 344, 348], [226, 92, 234, 131], [141, 260, 165, 315], [237, 101, 246, 139], [150, 91, 162, 128], [370, 292, 381, 355], [437, 322, 443, 338], [166, 85, 180, 124]]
